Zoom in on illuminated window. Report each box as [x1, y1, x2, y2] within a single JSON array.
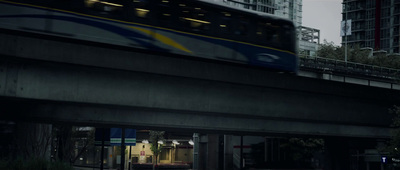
[[85, 0, 123, 11], [179, 5, 210, 32], [157, 2, 172, 24], [135, 8, 149, 18]]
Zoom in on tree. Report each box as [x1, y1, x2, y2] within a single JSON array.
[[149, 131, 165, 170], [281, 138, 324, 168], [385, 106, 400, 158], [316, 41, 400, 69], [316, 40, 342, 60], [69, 127, 94, 164], [251, 137, 324, 169], [53, 125, 73, 163], [347, 44, 371, 63], [13, 122, 52, 160], [2, 122, 74, 170], [52, 125, 94, 165]]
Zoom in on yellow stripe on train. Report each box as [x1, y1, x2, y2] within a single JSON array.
[[128, 26, 192, 54]]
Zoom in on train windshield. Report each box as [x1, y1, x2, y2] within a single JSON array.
[[257, 21, 296, 53]]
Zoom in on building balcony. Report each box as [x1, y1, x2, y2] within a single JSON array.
[[347, 39, 365, 44], [352, 28, 365, 32], [351, 17, 365, 22], [254, 2, 278, 9], [347, 8, 365, 13], [343, 0, 359, 3]]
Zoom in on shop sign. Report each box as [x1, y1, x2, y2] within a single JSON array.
[[110, 128, 136, 146]]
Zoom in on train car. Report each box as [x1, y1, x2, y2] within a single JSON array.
[[0, 0, 298, 73]]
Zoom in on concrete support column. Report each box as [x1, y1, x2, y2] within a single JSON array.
[[224, 135, 233, 170], [194, 134, 220, 170], [324, 138, 350, 170], [198, 134, 208, 170], [108, 147, 113, 169], [193, 133, 199, 170], [207, 134, 219, 170]]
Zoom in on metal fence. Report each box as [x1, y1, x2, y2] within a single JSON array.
[[299, 57, 400, 81]]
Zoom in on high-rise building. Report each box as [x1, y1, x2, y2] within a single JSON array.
[[222, 0, 303, 27], [299, 26, 320, 57], [222, 0, 278, 15], [342, 0, 400, 54], [274, 0, 303, 27]]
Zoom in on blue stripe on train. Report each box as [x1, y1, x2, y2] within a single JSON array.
[[0, 14, 169, 52], [0, 12, 297, 72]]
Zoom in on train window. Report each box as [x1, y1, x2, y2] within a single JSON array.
[[256, 21, 282, 47], [256, 22, 266, 43], [235, 16, 249, 36], [84, 0, 123, 12], [179, 4, 210, 32], [219, 12, 232, 34], [256, 22, 280, 43], [265, 23, 280, 44], [235, 23, 247, 35], [84, 0, 123, 19], [281, 24, 296, 52], [133, 0, 150, 18], [156, 1, 172, 24]]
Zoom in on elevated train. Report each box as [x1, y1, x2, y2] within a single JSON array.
[[0, 0, 298, 73]]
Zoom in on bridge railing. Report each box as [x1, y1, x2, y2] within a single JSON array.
[[300, 56, 400, 81]]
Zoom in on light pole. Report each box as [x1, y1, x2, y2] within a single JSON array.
[[345, 0, 348, 63]]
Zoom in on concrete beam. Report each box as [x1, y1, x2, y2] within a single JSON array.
[[0, 57, 394, 138], [0, 98, 392, 138], [0, 31, 398, 138]]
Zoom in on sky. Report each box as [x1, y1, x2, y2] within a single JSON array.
[[302, 0, 343, 46]]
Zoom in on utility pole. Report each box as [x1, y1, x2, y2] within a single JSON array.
[[121, 128, 125, 170], [345, 0, 348, 63]]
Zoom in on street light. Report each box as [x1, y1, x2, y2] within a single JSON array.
[[345, 1, 348, 63], [341, 1, 351, 63], [172, 140, 180, 145]]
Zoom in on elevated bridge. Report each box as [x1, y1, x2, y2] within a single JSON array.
[[0, 30, 399, 138]]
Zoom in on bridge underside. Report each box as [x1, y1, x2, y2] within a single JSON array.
[[0, 97, 391, 138], [0, 31, 398, 138]]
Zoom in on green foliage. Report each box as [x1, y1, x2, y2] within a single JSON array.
[[316, 40, 342, 60], [386, 106, 400, 157], [26, 158, 48, 170], [48, 160, 74, 170], [0, 157, 25, 170], [316, 41, 400, 69], [149, 130, 165, 168], [390, 106, 400, 127], [283, 138, 324, 161], [149, 131, 165, 157], [150, 143, 163, 157], [0, 158, 73, 170], [251, 138, 324, 168]]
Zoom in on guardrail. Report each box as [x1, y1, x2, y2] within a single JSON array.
[[299, 57, 400, 81]]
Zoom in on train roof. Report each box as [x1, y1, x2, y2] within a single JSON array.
[[195, 0, 294, 25]]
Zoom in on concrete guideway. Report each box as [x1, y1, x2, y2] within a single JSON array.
[[0, 31, 398, 138]]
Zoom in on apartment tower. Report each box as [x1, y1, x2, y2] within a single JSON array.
[[342, 0, 400, 54]]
